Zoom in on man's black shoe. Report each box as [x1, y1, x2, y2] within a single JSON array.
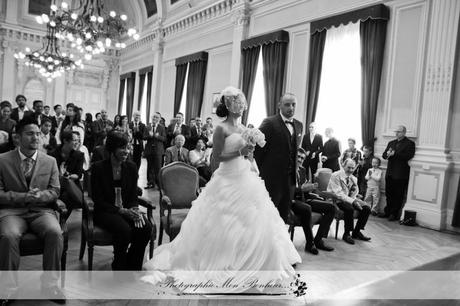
[[315, 240, 334, 251], [305, 243, 319, 255], [352, 231, 371, 241], [342, 234, 355, 245]]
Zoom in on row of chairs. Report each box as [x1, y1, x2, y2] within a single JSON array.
[[288, 168, 360, 241]]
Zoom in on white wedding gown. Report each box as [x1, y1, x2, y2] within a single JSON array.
[[142, 133, 301, 294]]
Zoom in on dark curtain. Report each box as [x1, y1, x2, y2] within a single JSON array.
[[453, 178, 460, 227], [240, 45, 260, 125], [137, 73, 146, 111], [174, 63, 188, 116], [145, 71, 153, 124], [305, 30, 327, 125], [185, 59, 208, 123], [117, 78, 126, 115], [125, 75, 136, 120], [360, 18, 388, 149], [262, 41, 288, 116]]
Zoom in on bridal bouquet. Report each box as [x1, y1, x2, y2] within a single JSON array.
[[241, 127, 266, 148], [241, 127, 266, 174]]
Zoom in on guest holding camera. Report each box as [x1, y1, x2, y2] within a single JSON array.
[[91, 131, 152, 270]]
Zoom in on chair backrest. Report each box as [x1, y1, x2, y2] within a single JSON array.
[[159, 161, 199, 209], [316, 168, 333, 191]]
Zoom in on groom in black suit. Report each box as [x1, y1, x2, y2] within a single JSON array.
[[255, 93, 303, 223]]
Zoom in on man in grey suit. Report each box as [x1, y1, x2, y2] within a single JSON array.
[[0, 118, 65, 303], [164, 134, 190, 165]]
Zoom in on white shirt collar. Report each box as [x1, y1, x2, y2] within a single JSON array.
[[280, 113, 293, 123], [18, 148, 38, 162]]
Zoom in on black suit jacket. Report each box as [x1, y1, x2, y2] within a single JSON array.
[[29, 112, 51, 126], [255, 114, 303, 201], [10, 107, 33, 123], [92, 119, 114, 146], [382, 137, 415, 180], [166, 123, 191, 147], [190, 126, 205, 148], [301, 133, 323, 162], [129, 121, 146, 149], [322, 137, 341, 171], [91, 159, 138, 214], [91, 145, 110, 164], [143, 123, 167, 157], [50, 146, 85, 180]]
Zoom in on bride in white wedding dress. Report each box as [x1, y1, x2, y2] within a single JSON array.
[[142, 87, 302, 295]]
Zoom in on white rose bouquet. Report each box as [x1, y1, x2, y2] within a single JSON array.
[[241, 127, 266, 174], [241, 127, 266, 148]]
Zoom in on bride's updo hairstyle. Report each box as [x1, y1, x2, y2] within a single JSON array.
[[215, 86, 248, 118]]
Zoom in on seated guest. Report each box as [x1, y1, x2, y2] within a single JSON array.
[[327, 158, 371, 245], [0, 117, 65, 303], [55, 103, 85, 145], [293, 148, 336, 254], [189, 138, 212, 182], [38, 117, 57, 155], [0, 101, 16, 153], [91, 131, 152, 270], [340, 138, 362, 175], [74, 132, 90, 172], [51, 131, 84, 218], [321, 127, 341, 172], [164, 134, 190, 165]]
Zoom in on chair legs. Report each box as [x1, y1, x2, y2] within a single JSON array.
[[158, 223, 163, 246], [149, 238, 154, 259], [61, 249, 67, 288], [79, 234, 86, 260], [335, 219, 340, 240], [88, 244, 94, 271]]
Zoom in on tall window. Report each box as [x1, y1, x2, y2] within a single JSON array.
[[139, 76, 148, 123], [179, 64, 189, 116], [120, 81, 128, 116], [246, 50, 267, 128], [315, 22, 362, 150]]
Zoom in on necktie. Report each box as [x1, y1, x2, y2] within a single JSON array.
[[346, 177, 350, 186], [177, 149, 182, 162], [23, 157, 34, 180]]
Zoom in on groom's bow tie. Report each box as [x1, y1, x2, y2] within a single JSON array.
[[285, 120, 294, 126]]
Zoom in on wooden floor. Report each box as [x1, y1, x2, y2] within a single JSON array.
[[12, 160, 460, 305]]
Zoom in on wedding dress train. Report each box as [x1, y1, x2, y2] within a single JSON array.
[[142, 133, 301, 294]]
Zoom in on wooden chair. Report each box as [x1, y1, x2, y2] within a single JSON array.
[[288, 209, 323, 241], [79, 171, 156, 270], [158, 162, 199, 245], [315, 168, 360, 239], [19, 199, 68, 287]]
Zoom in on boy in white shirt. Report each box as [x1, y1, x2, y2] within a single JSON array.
[[365, 157, 383, 215]]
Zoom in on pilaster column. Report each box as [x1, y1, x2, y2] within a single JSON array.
[[151, 22, 165, 118], [5, 0, 19, 25], [404, 0, 460, 230], [2, 41, 16, 100], [229, 0, 250, 87]]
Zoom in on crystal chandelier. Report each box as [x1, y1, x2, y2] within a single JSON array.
[[14, 22, 83, 82], [35, 0, 140, 61]]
